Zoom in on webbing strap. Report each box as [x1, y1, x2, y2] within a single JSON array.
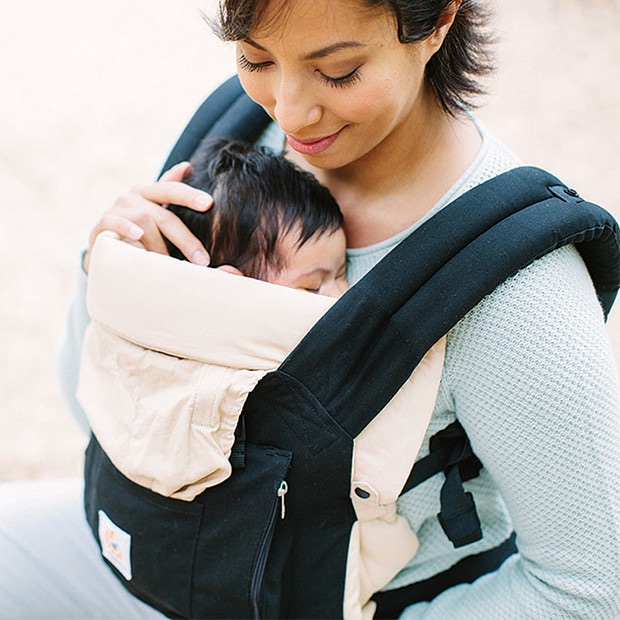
[[399, 421, 483, 547], [438, 469, 481, 548], [372, 532, 518, 617]]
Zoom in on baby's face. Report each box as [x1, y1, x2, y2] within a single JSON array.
[[269, 228, 348, 297]]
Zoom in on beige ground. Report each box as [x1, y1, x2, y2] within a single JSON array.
[[1, 0, 619, 483]]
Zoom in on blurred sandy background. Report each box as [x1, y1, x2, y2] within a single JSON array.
[[1, 0, 618, 483]]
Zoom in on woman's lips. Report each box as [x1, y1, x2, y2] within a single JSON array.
[[285, 129, 343, 155]]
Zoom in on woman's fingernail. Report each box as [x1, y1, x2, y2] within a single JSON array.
[[128, 225, 144, 239], [192, 250, 210, 266], [194, 194, 213, 210]]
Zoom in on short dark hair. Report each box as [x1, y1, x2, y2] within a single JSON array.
[[213, 0, 494, 116], [165, 138, 343, 279]]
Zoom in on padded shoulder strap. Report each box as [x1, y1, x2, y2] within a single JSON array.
[[278, 166, 620, 436], [158, 76, 270, 176], [158, 80, 619, 434]]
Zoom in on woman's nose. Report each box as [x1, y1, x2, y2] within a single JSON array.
[[272, 75, 322, 135]]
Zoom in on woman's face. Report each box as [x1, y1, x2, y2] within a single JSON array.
[[236, 0, 439, 171]]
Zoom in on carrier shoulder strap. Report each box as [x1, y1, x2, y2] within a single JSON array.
[[159, 76, 271, 176], [278, 167, 619, 436], [164, 74, 620, 446]]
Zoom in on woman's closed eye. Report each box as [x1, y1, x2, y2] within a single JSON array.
[[238, 53, 361, 88], [237, 54, 272, 72], [317, 66, 361, 88]]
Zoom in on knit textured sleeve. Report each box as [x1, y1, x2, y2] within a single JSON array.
[[55, 251, 92, 433], [401, 245, 620, 619]]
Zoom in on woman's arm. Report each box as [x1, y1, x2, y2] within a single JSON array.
[[402, 245, 620, 619], [56, 252, 92, 432]]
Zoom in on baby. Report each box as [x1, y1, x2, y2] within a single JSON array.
[[80, 139, 349, 501], [78, 140, 422, 613], [165, 137, 347, 297]]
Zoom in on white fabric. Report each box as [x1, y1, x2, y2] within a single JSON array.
[[0, 478, 166, 619]]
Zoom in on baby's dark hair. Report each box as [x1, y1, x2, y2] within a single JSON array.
[[165, 138, 343, 279]]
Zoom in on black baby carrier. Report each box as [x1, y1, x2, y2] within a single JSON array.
[[83, 76, 620, 619]]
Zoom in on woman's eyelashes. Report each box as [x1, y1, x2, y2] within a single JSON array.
[[237, 54, 361, 88], [317, 67, 361, 88], [237, 54, 272, 72]]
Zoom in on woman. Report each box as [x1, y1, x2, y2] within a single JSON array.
[[2, 0, 618, 617]]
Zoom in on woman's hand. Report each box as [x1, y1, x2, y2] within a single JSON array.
[[82, 162, 213, 273]]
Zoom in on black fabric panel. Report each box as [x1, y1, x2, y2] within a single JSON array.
[[85, 436, 297, 619], [242, 371, 356, 618]]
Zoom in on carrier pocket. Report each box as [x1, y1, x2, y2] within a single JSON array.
[[190, 442, 293, 619], [84, 435, 203, 617], [84, 435, 293, 619]]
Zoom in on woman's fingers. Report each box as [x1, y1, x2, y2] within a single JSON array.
[[84, 205, 211, 272], [146, 206, 211, 266], [83, 204, 170, 273], [93, 213, 144, 244], [138, 162, 212, 211], [84, 204, 211, 274], [82, 162, 213, 273], [135, 181, 213, 211], [159, 161, 194, 183], [82, 213, 141, 273]]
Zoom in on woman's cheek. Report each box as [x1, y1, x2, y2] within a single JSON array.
[[337, 85, 388, 124], [237, 73, 276, 115]]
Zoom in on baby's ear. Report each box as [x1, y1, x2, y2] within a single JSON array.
[[216, 264, 245, 277]]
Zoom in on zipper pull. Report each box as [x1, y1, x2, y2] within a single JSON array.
[[277, 481, 288, 519]]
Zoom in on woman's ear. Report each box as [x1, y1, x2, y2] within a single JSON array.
[[427, 0, 461, 53], [216, 264, 245, 277]]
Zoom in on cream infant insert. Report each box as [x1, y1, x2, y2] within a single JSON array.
[[78, 231, 445, 617]]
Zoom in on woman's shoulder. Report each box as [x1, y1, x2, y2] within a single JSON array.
[[449, 117, 523, 200], [451, 244, 601, 340], [444, 244, 612, 390]]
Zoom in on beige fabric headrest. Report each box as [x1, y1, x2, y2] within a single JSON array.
[[86, 232, 336, 370]]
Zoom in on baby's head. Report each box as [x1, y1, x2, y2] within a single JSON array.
[[166, 139, 347, 296]]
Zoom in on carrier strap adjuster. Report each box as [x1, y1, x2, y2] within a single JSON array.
[[402, 421, 483, 548]]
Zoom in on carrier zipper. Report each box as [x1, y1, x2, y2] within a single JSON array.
[[277, 481, 288, 519], [250, 480, 288, 619]]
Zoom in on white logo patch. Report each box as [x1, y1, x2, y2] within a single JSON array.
[[98, 510, 132, 581]]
